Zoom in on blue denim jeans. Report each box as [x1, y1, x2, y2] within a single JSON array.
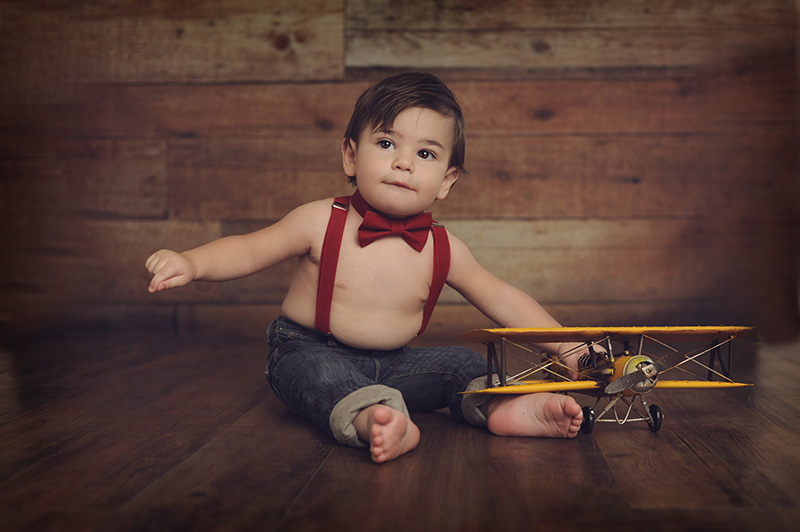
[[265, 316, 488, 447]]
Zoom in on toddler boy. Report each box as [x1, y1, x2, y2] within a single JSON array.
[[146, 72, 584, 463]]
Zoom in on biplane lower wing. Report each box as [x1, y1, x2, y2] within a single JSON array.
[[463, 380, 602, 394], [653, 380, 752, 389], [462, 379, 751, 395]]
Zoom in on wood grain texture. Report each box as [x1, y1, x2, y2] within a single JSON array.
[[1, 1, 796, 340], [347, 0, 795, 71], [0, 332, 797, 531], [0, 0, 344, 100], [6, 212, 790, 335], [347, 0, 795, 30], [441, 129, 797, 221], [43, 300, 754, 347], [2, 139, 168, 218], [48, 219, 224, 304], [159, 128, 796, 221], [72, 72, 794, 138], [347, 28, 795, 70], [107, 403, 334, 532], [168, 137, 352, 221], [455, 76, 795, 134]]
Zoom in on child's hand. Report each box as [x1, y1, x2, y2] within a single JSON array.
[[145, 250, 196, 293], [557, 342, 608, 380], [557, 343, 582, 379]]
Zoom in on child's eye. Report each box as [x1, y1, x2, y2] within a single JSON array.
[[378, 139, 394, 150], [418, 149, 436, 160]]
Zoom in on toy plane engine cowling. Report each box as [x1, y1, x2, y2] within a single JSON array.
[[603, 355, 659, 395], [620, 355, 658, 393]]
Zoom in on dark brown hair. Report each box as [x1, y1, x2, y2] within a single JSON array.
[[343, 72, 466, 184]]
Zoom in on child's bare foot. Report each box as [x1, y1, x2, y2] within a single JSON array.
[[484, 393, 584, 438], [354, 405, 420, 463]]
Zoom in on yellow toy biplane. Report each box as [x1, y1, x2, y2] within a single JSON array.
[[461, 326, 754, 433]]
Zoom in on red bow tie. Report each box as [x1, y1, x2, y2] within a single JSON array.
[[351, 191, 432, 252]]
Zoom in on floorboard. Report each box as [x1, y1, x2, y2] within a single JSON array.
[[0, 331, 798, 532]]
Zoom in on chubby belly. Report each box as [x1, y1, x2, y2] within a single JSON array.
[[281, 239, 435, 350], [327, 281, 429, 349]]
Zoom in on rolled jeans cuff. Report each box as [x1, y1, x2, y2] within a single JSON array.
[[329, 385, 409, 448], [460, 376, 500, 427]]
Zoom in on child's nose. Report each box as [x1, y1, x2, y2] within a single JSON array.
[[393, 152, 414, 172]]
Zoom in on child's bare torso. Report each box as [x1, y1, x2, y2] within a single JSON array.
[[280, 198, 437, 350]]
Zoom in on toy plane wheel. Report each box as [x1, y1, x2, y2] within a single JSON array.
[[581, 406, 595, 434], [647, 404, 663, 432]]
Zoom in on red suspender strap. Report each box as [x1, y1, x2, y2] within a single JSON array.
[[315, 196, 350, 334], [315, 194, 450, 338], [418, 222, 450, 336]]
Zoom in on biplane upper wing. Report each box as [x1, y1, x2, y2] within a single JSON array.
[[462, 326, 754, 344]]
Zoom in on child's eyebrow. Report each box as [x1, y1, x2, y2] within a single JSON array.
[[374, 127, 447, 150], [423, 139, 447, 151]]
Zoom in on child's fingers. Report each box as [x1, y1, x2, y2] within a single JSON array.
[[146, 251, 186, 292], [148, 268, 185, 293], [145, 249, 174, 273], [145, 251, 165, 275], [148, 270, 170, 292]]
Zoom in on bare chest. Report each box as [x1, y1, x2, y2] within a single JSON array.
[[333, 234, 434, 308]]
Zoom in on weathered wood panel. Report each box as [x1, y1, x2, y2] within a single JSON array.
[[1, 332, 797, 531], [444, 130, 797, 222], [31, 219, 226, 305], [2, 139, 167, 218], [0, 0, 344, 101], [347, 0, 795, 70], [55, 301, 743, 349], [13, 208, 789, 336], [442, 218, 793, 305], [205, 218, 785, 309], [163, 128, 796, 221], [0, 1, 796, 341], [0, 335, 267, 512], [44, 298, 749, 352], [75, 82, 366, 138], [179, 303, 283, 337], [26, 217, 778, 306], [456, 76, 794, 134], [347, 28, 794, 71], [108, 402, 331, 532], [347, 0, 795, 30], [74, 73, 793, 140], [168, 137, 352, 221]]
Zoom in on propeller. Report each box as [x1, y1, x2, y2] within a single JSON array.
[[604, 360, 658, 395]]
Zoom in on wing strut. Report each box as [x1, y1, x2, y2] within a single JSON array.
[[486, 342, 507, 388]]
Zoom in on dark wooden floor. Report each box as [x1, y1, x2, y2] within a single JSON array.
[[1, 329, 799, 532]]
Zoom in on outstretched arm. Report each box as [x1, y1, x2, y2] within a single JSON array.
[[446, 233, 585, 373], [447, 235, 560, 342], [146, 200, 323, 293]]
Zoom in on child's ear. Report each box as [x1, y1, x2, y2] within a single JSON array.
[[436, 167, 460, 200], [342, 138, 357, 178]]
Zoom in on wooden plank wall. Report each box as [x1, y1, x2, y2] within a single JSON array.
[[1, 0, 798, 342]]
